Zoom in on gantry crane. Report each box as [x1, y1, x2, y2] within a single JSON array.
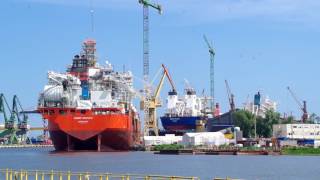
[[203, 35, 215, 112], [225, 80, 235, 111], [287, 86, 308, 123], [143, 64, 176, 136]]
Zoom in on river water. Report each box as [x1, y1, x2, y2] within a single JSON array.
[[0, 148, 319, 180]]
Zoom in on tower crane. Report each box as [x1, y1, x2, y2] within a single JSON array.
[[143, 64, 176, 136], [138, 0, 162, 82], [225, 80, 235, 111], [138, 0, 162, 136], [203, 35, 215, 112], [287, 86, 308, 123]]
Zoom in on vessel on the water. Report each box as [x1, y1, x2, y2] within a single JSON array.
[[38, 39, 140, 151], [160, 85, 211, 134]]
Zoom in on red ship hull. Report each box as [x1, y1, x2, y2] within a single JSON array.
[[38, 107, 140, 151]]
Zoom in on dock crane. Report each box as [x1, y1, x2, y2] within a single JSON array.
[[203, 35, 215, 112], [11, 95, 29, 142], [0, 94, 18, 144], [287, 86, 308, 123], [143, 64, 176, 136], [225, 80, 235, 111]]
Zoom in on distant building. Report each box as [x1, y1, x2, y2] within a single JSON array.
[[244, 92, 277, 118], [273, 124, 320, 140]]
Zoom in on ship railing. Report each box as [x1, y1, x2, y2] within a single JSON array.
[[0, 169, 201, 180]]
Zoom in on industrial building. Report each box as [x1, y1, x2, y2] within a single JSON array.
[[273, 124, 320, 140]]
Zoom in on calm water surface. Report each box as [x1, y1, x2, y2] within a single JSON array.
[[0, 148, 319, 180]]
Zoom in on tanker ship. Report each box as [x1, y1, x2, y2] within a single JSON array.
[[38, 39, 140, 151]]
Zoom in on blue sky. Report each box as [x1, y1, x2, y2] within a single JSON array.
[[1, 0, 320, 129]]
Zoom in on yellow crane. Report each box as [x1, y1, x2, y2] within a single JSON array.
[[143, 64, 176, 136]]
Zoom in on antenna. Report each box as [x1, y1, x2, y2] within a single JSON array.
[[90, 0, 95, 33]]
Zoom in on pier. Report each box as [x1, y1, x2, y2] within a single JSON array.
[[0, 169, 240, 180], [0, 169, 200, 180]]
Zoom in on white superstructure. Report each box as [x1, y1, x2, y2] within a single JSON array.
[[165, 87, 208, 117], [38, 40, 137, 112]]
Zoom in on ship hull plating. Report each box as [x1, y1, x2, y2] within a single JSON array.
[[160, 116, 201, 133], [39, 108, 140, 151]]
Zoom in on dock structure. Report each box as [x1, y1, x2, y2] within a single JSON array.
[[0, 144, 53, 149], [0, 169, 201, 180]]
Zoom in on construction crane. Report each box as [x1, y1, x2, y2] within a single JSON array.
[[203, 35, 215, 112], [287, 86, 308, 123], [225, 80, 235, 111], [143, 64, 176, 136], [138, 0, 162, 136], [138, 0, 162, 82]]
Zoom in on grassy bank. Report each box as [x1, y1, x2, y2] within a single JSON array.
[[153, 144, 184, 151], [281, 147, 320, 155]]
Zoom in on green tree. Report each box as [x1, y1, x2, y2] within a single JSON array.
[[307, 113, 320, 124], [281, 115, 294, 124], [232, 110, 254, 138], [256, 110, 280, 138]]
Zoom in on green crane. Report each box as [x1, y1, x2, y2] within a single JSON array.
[[203, 35, 215, 112], [138, 0, 162, 82], [0, 94, 18, 144], [11, 95, 28, 142]]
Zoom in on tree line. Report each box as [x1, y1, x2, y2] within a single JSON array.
[[232, 110, 320, 138]]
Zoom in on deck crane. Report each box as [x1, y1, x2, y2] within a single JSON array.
[[203, 35, 215, 112], [0, 94, 18, 144], [143, 64, 176, 136], [287, 86, 308, 123], [225, 80, 235, 111]]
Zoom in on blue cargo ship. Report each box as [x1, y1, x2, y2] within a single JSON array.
[[160, 116, 200, 133], [160, 85, 211, 133]]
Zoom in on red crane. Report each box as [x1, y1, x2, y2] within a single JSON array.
[[287, 86, 308, 123], [225, 80, 235, 111]]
